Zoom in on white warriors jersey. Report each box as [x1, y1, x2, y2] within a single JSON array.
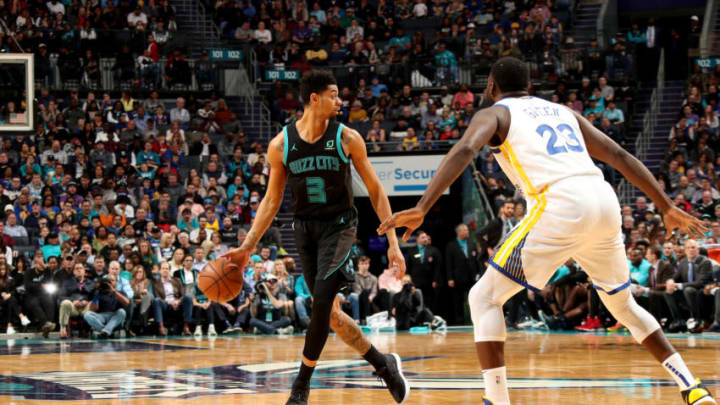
[[490, 96, 603, 197]]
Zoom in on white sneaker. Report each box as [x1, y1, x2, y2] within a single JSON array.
[[516, 317, 535, 329], [277, 325, 294, 335], [20, 316, 30, 326], [194, 325, 202, 337], [687, 318, 699, 331], [208, 324, 217, 337], [6, 326, 15, 335]]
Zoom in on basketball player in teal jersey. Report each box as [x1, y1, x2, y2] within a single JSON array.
[[379, 57, 715, 405], [223, 70, 410, 405]]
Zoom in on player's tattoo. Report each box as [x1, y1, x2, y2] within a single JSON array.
[[330, 307, 370, 354], [241, 230, 260, 250]]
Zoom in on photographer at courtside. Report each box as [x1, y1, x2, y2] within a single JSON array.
[[248, 273, 294, 335], [83, 273, 129, 338]]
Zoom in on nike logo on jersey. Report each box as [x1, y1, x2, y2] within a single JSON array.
[[339, 217, 345, 224], [291, 144, 298, 151]]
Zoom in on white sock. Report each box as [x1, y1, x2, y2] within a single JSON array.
[[483, 366, 510, 405], [662, 353, 696, 390]]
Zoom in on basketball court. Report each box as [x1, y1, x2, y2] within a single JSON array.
[[1, 330, 718, 404]]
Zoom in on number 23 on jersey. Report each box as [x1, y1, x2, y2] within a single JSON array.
[[536, 124, 584, 155]]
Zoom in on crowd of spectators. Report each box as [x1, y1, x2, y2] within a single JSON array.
[[0, 0, 222, 90], [218, 0, 582, 86], [0, 88, 290, 338]]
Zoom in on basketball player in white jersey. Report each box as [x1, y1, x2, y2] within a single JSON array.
[[378, 57, 716, 405]]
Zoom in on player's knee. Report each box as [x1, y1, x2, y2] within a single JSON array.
[[469, 278, 496, 310], [601, 289, 659, 341]]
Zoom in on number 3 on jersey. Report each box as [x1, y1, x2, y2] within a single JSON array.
[[306, 177, 327, 203], [536, 124, 584, 155]]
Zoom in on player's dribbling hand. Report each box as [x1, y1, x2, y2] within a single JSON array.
[[663, 207, 708, 239], [387, 245, 406, 281], [222, 247, 252, 270], [377, 206, 425, 242]]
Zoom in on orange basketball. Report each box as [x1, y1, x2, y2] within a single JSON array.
[[198, 256, 245, 302]]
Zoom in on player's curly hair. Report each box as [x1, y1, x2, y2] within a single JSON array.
[[490, 56, 529, 93], [300, 70, 337, 105]]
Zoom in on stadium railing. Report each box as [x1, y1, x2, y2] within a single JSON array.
[[616, 48, 664, 206]]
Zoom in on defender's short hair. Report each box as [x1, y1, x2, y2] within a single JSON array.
[[300, 70, 337, 105], [490, 57, 529, 93]]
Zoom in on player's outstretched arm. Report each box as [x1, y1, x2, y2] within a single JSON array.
[[377, 107, 505, 240], [226, 133, 288, 257], [344, 126, 406, 278], [575, 111, 706, 237]]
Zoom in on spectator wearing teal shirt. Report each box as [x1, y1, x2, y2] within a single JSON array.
[[627, 24, 646, 44], [602, 101, 625, 124], [136, 142, 160, 166], [434, 43, 458, 83], [19, 157, 43, 178], [389, 29, 411, 53], [227, 175, 250, 200], [177, 208, 198, 232], [583, 98, 605, 116], [628, 247, 651, 287], [41, 232, 62, 261], [549, 264, 572, 284]]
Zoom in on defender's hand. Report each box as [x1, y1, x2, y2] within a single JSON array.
[[663, 207, 707, 239], [377, 206, 425, 242]]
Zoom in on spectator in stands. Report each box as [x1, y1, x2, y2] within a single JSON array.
[[445, 223, 479, 325], [24, 258, 56, 337], [602, 101, 624, 125], [376, 266, 403, 312], [352, 256, 378, 324], [4, 213, 27, 238], [249, 274, 293, 335], [83, 273, 128, 338], [664, 240, 713, 332], [152, 261, 193, 336]]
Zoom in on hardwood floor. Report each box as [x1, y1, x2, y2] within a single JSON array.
[[1, 330, 718, 404]]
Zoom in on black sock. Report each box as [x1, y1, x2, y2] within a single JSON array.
[[362, 345, 387, 370], [293, 363, 315, 388]]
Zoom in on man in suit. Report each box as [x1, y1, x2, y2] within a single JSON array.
[[633, 246, 676, 322], [705, 268, 720, 333], [406, 230, 443, 314], [151, 263, 193, 336], [445, 223, 479, 325], [664, 239, 713, 332], [476, 200, 515, 249]]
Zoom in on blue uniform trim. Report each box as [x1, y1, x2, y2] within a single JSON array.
[[282, 126, 289, 165], [489, 147, 501, 154], [323, 249, 352, 280], [592, 279, 632, 295], [495, 103, 509, 110], [336, 123, 348, 163], [488, 259, 541, 293]]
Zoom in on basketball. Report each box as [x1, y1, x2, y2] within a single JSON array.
[[198, 256, 245, 303]]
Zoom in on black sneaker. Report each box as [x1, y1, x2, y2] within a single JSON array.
[[285, 385, 309, 405], [373, 353, 410, 403]]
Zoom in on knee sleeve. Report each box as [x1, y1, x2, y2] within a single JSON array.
[[469, 269, 523, 343], [598, 288, 660, 343]]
